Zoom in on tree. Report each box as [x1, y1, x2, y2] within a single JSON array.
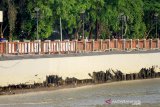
[[7, 0, 17, 41], [100, 0, 145, 39], [143, 0, 160, 38], [23, 0, 54, 40], [0, 0, 159, 40]]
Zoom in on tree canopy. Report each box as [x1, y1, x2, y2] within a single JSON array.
[[0, 0, 160, 41]]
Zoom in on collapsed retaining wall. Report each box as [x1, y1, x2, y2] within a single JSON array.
[[0, 52, 160, 86]]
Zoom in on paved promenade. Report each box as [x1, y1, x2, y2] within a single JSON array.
[[0, 50, 160, 61]]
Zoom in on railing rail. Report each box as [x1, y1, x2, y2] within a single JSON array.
[[0, 39, 159, 55]]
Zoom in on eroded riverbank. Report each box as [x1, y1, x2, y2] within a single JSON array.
[[0, 78, 160, 107], [1, 66, 160, 96]]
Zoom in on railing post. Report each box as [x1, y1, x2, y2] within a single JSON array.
[[75, 40, 78, 53], [65, 39, 69, 54], [122, 39, 126, 51], [105, 39, 110, 51], [57, 40, 61, 54], [41, 41, 44, 54], [5, 41, 8, 54], [91, 39, 94, 51], [34, 40, 41, 54], [156, 38, 159, 49], [136, 39, 139, 50], [54, 40, 60, 54], [39, 40, 41, 54], [114, 39, 118, 49], [84, 39, 86, 52], [143, 39, 146, 50], [130, 39, 132, 50], [149, 39, 152, 49], [13, 40, 20, 55], [45, 40, 51, 54], [0, 43, 3, 55], [68, 40, 70, 53], [100, 39, 103, 51], [17, 41, 20, 55], [108, 39, 110, 51], [24, 40, 30, 54]]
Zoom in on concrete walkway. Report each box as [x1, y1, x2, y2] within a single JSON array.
[[0, 50, 160, 61]]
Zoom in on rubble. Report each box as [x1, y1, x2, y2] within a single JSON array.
[[0, 66, 160, 95]]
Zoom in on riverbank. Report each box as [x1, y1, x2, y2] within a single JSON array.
[[0, 83, 94, 96], [1, 65, 160, 96], [1, 78, 160, 96]]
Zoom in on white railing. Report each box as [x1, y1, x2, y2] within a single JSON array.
[[0, 39, 159, 55]]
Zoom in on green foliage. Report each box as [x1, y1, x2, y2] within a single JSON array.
[[0, 0, 160, 40], [26, 0, 54, 39], [143, 0, 160, 38]]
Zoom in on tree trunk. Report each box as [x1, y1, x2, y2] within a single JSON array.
[[96, 19, 100, 40], [124, 22, 128, 38], [7, 0, 17, 41], [96, 19, 98, 40], [9, 32, 12, 41], [89, 27, 93, 39], [74, 31, 79, 40], [89, 23, 93, 39]]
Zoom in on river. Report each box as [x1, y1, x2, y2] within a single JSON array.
[[0, 78, 160, 107]]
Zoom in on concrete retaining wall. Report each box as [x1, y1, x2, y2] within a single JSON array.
[[0, 52, 160, 86]]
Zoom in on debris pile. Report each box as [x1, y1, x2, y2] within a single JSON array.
[[90, 66, 160, 83], [0, 66, 160, 95], [46, 75, 63, 86]]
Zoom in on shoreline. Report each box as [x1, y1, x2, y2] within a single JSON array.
[[0, 83, 94, 96], [1, 78, 160, 96]]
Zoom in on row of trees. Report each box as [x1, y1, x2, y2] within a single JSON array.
[[0, 0, 160, 41]]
